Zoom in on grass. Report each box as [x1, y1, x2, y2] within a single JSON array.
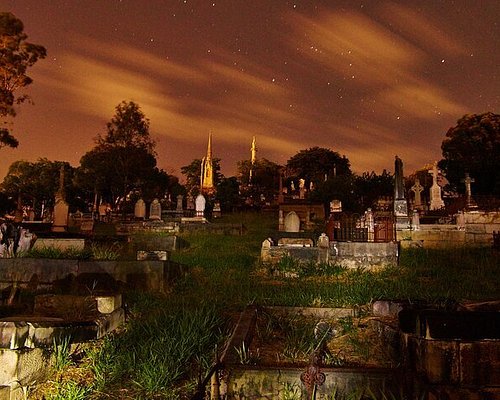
[[31, 211, 500, 399], [52, 336, 73, 372], [22, 242, 122, 260]]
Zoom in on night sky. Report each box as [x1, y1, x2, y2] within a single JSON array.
[[1, 0, 499, 180]]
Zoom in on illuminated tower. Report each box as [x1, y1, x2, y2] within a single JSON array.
[[249, 136, 257, 183], [200, 133, 215, 194]]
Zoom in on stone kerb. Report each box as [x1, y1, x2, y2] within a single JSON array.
[[260, 239, 398, 270], [0, 259, 166, 292]]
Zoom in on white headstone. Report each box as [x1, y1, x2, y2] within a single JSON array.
[[195, 194, 206, 217], [284, 211, 300, 232], [134, 199, 146, 219], [149, 199, 162, 220]]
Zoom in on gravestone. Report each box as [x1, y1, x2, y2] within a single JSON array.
[[213, 201, 221, 218], [317, 233, 329, 248], [80, 220, 94, 233], [134, 199, 146, 219], [195, 194, 206, 218], [365, 208, 375, 242], [411, 210, 420, 231], [176, 195, 184, 212], [299, 178, 306, 199], [428, 161, 445, 210], [393, 156, 409, 229], [186, 195, 195, 210], [284, 211, 300, 232], [149, 198, 162, 220], [410, 179, 424, 210], [462, 173, 477, 209], [52, 166, 69, 232]]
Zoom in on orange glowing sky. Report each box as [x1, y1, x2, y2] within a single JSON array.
[[1, 0, 499, 179]]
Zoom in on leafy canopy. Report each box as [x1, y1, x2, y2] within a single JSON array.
[[76, 101, 163, 205], [286, 147, 351, 185], [0, 12, 46, 148], [439, 112, 500, 195]]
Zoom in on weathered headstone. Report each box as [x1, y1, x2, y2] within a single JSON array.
[[317, 233, 329, 248], [52, 166, 69, 232], [411, 209, 420, 231], [393, 156, 409, 229], [149, 198, 162, 220], [284, 211, 300, 232], [428, 162, 445, 210], [134, 199, 146, 219], [365, 208, 375, 242], [299, 178, 306, 199], [186, 195, 195, 210], [410, 179, 424, 210], [213, 201, 221, 218], [176, 195, 184, 212], [462, 173, 477, 209], [195, 194, 206, 217], [330, 199, 342, 213]]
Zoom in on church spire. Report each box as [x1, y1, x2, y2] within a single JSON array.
[[201, 133, 215, 194], [249, 136, 257, 183]]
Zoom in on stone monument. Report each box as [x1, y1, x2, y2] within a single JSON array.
[[410, 178, 424, 210], [284, 211, 300, 232], [299, 178, 306, 199], [393, 156, 409, 229], [365, 208, 375, 242], [186, 194, 195, 210], [195, 194, 206, 218], [52, 166, 69, 232], [428, 161, 445, 210], [149, 198, 162, 220], [176, 194, 184, 212], [213, 201, 221, 218], [134, 198, 146, 219], [462, 173, 477, 209], [411, 209, 420, 231]]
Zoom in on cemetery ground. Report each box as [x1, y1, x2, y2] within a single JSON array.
[[27, 212, 500, 400]]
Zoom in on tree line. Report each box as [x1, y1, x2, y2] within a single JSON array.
[[1, 12, 499, 217]]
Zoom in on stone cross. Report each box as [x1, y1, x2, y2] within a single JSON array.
[[410, 178, 424, 209], [462, 173, 476, 209], [428, 161, 444, 210]]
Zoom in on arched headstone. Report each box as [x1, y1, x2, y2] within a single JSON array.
[[284, 211, 300, 232]]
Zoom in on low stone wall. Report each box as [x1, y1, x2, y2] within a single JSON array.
[[115, 221, 180, 235], [33, 238, 86, 251], [261, 241, 398, 270], [130, 234, 188, 251], [332, 242, 398, 270], [400, 211, 500, 248], [0, 259, 186, 292]]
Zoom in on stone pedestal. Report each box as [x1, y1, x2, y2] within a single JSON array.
[[394, 199, 409, 230], [52, 198, 69, 232]]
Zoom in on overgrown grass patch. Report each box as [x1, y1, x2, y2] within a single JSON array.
[[35, 212, 500, 398]]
